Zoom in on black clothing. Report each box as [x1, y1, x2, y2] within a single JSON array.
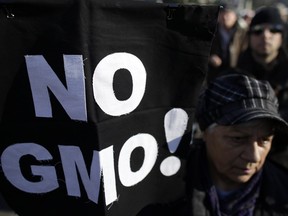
[[237, 48, 288, 91]]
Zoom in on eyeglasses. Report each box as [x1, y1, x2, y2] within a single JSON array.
[[250, 24, 283, 35]]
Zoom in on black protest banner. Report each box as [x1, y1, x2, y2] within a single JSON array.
[[0, 1, 218, 215]]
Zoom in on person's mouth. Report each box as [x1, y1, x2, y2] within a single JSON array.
[[235, 166, 254, 175]]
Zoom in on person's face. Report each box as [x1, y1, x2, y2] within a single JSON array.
[[219, 9, 237, 30], [203, 119, 274, 191], [249, 24, 283, 58]]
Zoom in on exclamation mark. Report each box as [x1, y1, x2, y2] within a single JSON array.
[[160, 108, 188, 176]]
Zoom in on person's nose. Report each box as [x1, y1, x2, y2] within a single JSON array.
[[262, 28, 273, 38], [242, 141, 261, 163]]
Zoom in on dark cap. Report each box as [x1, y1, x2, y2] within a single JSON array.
[[196, 74, 288, 131], [250, 6, 283, 28]]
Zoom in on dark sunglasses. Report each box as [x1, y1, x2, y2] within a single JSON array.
[[250, 24, 283, 35]]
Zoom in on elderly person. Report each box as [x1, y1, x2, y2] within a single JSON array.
[[181, 74, 288, 215], [138, 74, 288, 216]]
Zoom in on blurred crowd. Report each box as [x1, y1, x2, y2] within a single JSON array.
[[205, 1, 288, 169]]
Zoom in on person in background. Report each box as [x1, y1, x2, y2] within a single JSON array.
[[240, 8, 255, 26], [207, 2, 248, 82], [274, 2, 288, 24], [237, 6, 288, 122], [182, 74, 288, 215]]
